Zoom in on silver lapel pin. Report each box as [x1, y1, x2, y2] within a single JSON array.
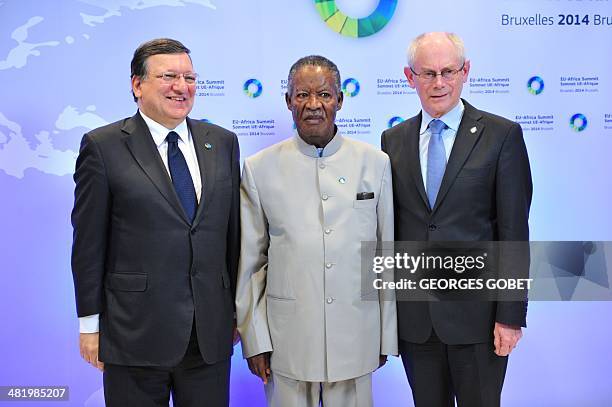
[[204, 143, 213, 150], [470, 126, 477, 134], [338, 177, 347, 184]]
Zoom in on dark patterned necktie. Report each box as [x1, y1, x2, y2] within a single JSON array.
[[167, 131, 197, 222]]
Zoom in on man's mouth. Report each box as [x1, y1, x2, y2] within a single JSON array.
[[303, 116, 324, 123], [430, 93, 448, 100], [167, 96, 186, 102]]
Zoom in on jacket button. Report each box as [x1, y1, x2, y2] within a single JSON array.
[[325, 262, 333, 269], [428, 224, 437, 231], [321, 193, 329, 201], [319, 163, 326, 169], [326, 297, 334, 304], [324, 228, 332, 235]]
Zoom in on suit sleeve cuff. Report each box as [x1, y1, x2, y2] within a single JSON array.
[[79, 314, 100, 333]]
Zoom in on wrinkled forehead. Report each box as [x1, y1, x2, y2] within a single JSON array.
[[293, 66, 336, 89]]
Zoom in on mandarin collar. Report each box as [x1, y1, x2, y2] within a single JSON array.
[[294, 129, 344, 158]]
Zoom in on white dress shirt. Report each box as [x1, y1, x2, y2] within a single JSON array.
[[419, 100, 465, 191], [140, 111, 202, 203], [79, 111, 202, 333]]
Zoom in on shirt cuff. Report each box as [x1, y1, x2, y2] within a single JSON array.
[[79, 314, 100, 333]]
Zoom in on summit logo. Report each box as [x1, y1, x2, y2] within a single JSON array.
[[314, 0, 397, 38]]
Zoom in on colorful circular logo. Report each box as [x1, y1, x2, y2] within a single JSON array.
[[342, 78, 360, 97], [527, 76, 544, 95], [243, 79, 263, 98], [314, 0, 398, 38], [387, 116, 404, 128], [570, 113, 587, 132]]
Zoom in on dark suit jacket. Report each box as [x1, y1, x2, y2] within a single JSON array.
[[71, 112, 240, 366], [381, 100, 532, 345]]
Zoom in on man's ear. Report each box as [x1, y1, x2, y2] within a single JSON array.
[[132, 76, 143, 100], [337, 91, 344, 111], [404, 66, 416, 89], [285, 92, 291, 110], [461, 59, 471, 83]]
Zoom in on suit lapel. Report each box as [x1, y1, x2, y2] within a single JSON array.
[[122, 113, 190, 224], [404, 113, 430, 210], [189, 118, 217, 226], [432, 101, 484, 212]]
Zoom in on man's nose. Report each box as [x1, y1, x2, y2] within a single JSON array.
[[305, 94, 322, 108], [172, 76, 188, 92], [433, 73, 445, 88]]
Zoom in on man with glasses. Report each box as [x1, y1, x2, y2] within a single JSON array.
[[71, 38, 240, 406], [381, 32, 532, 406]]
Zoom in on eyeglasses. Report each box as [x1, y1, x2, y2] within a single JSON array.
[[410, 62, 465, 82], [154, 71, 199, 84]]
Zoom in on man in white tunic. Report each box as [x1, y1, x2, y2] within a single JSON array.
[[236, 55, 397, 407]]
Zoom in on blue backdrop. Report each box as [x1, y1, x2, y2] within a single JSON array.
[[1, 0, 611, 405]]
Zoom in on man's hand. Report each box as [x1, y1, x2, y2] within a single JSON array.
[[378, 355, 388, 369], [247, 352, 271, 384], [233, 326, 240, 346], [79, 333, 104, 371], [493, 322, 523, 357]]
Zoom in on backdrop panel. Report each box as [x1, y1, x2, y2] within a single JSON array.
[[1, 1, 611, 405]]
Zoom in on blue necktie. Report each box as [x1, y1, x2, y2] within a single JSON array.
[[426, 119, 447, 208], [167, 131, 197, 222]]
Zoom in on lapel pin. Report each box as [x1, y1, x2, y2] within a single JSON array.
[[338, 177, 347, 184], [470, 126, 477, 134], [204, 143, 213, 150]]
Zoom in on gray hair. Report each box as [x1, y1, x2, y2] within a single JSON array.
[[287, 55, 341, 96], [407, 32, 466, 67]]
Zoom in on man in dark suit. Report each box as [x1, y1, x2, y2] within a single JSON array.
[[71, 38, 240, 407], [381, 32, 532, 406]]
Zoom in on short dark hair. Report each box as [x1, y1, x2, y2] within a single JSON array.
[[130, 38, 191, 102], [287, 55, 341, 96]]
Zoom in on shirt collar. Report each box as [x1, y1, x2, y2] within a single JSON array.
[[294, 127, 344, 158], [139, 110, 190, 147], [419, 99, 465, 135]]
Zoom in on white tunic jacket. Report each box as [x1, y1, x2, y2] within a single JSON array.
[[236, 133, 398, 382]]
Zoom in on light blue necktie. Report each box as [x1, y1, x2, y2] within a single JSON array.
[[426, 119, 447, 208], [167, 131, 197, 222]]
